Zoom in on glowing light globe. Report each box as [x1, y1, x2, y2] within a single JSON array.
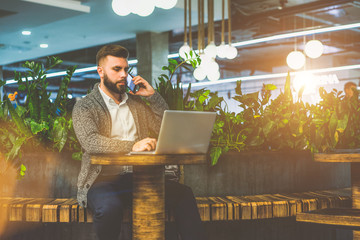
[[193, 66, 206, 81], [112, 0, 132, 16], [199, 53, 212, 67], [133, 0, 155, 16], [205, 59, 219, 72], [207, 70, 220, 81], [156, 0, 177, 9], [226, 45, 238, 59], [304, 40, 324, 59], [204, 42, 217, 58], [216, 42, 227, 58], [286, 51, 306, 70], [179, 43, 191, 59]]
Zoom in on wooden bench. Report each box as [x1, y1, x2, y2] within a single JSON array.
[[0, 188, 351, 223], [296, 208, 360, 229], [295, 152, 360, 239]]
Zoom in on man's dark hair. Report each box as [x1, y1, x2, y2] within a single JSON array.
[[96, 45, 129, 66], [344, 81, 356, 90]]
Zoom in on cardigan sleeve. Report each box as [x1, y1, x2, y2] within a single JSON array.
[[72, 101, 135, 154]]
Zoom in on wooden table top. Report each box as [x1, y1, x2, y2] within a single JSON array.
[[314, 153, 360, 163], [91, 153, 207, 166]]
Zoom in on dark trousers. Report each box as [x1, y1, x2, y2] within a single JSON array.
[[87, 173, 206, 240]]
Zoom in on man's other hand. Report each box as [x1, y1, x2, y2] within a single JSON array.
[[132, 138, 157, 152], [129, 75, 155, 97]]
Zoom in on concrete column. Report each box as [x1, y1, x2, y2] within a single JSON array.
[[136, 32, 169, 87]]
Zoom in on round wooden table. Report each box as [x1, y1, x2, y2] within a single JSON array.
[[91, 153, 206, 240]]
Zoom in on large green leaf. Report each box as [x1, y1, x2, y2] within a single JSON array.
[[52, 118, 68, 152], [210, 146, 222, 166], [6, 137, 26, 161], [30, 120, 49, 135]]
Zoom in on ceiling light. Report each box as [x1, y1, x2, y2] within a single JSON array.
[[22, 0, 90, 13], [133, 0, 155, 17], [156, 0, 178, 9], [233, 22, 360, 48], [304, 40, 324, 59], [40, 44, 48, 48], [225, 45, 238, 59], [205, 59, 219, 72], [207, 70, 220, 81], [112, 0, 132, 16], [193, 66, 207, 81], [182, 64, 360, 88], [204, 42, 217, 59], [216, 42, 227, 59], [22, 31, 31, 36], [286, 51, 305, 70], [179, 43, 191, 59]]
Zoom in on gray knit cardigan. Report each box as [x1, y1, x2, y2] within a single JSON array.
[[72, 83, 169, 207]]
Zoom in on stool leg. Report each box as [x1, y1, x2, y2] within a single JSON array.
[[133, 165, 165, 240]]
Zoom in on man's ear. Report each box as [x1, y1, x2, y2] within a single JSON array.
[[97, 66, 104, 78]]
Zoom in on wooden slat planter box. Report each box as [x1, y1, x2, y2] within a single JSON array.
[[0, 188, 351, 223], [184, 151, 351, 197]]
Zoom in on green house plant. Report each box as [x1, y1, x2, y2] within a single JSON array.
[[156, 55, 360, 165], [0, 57, 82, 177]]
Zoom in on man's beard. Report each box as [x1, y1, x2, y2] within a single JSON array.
[[103, 72, 126, 94]]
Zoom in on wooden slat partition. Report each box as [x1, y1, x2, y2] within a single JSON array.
[[42, 199, 70, 222], [25, 198, 54, 222], [0, 188, 351, 223]]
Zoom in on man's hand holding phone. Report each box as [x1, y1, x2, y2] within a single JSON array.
[[127, 74, 155, 97]]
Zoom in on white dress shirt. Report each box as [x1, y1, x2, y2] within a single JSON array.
[[98, 85, 136, 175]]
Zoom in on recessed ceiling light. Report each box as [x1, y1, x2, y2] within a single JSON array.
[[40, 43, 48, 48], [22, 30, 31, 35]]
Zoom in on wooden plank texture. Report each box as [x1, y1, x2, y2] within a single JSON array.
[[297, 208, 360, 228], [314, 153, 360, 162], [42, 199, 70, 222], [194, 197, 211, 221], [26, 198, 55, 222], [0, 187, 351, 223], [59, 198, 78, 222], [91, 154, 206, 166]]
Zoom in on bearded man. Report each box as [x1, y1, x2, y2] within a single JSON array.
[[72, 45, 206, 240]]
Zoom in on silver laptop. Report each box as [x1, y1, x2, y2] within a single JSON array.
[[130, 110, 216, 155]]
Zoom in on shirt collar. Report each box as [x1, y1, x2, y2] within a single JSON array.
[[98, 85, 128, 107]]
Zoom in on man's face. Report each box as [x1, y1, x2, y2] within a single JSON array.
[[98, 55, 129, 95]]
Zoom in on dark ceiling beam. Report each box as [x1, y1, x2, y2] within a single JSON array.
[[233, 0, 354, 27]]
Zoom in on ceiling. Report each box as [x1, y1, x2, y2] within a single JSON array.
[[1, 0, 360, 98]]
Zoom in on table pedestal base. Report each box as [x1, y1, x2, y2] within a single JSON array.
[[133, 165, 165, 240]]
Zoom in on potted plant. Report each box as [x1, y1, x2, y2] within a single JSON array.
[[0, 57, 82, 198], [181, 73, 353, 197]]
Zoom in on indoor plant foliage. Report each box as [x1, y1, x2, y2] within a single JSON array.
[[308, 86, 360, 152], [157, 58, 359, 165], [0, 57, 82, 177], [209, 73, 311, 165]]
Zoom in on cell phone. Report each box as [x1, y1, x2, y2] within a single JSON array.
[[127, 73, 139, 93]]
